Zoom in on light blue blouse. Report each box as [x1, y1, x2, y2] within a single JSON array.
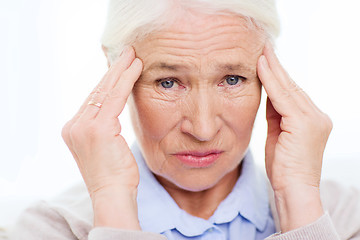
[[132, 144, 276, 240]]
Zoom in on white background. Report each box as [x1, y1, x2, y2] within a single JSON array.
[[1, 0, 360, 227]]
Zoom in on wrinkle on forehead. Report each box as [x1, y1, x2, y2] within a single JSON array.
[[142, 12, 262, 50], [134, 11, 265, 77]]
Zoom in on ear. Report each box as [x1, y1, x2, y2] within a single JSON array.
[[102, 45, 111, 68]]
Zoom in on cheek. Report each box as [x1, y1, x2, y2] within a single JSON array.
[[223, 83, 261, 137], [130, 85, 180, 141], [131, 81, 262, 142]]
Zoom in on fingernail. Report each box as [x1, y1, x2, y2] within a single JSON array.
[[133, 58, 142, 67]]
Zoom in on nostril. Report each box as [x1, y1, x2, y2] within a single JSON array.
[[195, 126, 220, 142], [180, 116, 220, 142]]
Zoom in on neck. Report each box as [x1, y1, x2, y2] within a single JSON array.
[[156, 165, 241, 220]]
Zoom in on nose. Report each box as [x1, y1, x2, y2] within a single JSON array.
[[181, 89, 221, 142]]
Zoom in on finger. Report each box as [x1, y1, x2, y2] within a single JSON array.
[[263, 43, 307, 101], [258, 55, 298, 117], [74, 46, 135, 119], [266, 97, 282, 135], [264, 98, 280, 177], [263, 42, 291, 88], [94, 46, 136, 95], [263, 43, 321, 114], [62, 46, 134, 161], [97, 58, 143, 121], [79, 46, 136, 120]]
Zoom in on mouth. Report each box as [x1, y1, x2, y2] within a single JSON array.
[[173, 150, 224, 168]]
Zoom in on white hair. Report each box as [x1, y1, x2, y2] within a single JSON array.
[[101, 0, 280, 62]]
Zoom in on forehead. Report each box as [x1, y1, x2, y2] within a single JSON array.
[[134, 11, 265, 72]]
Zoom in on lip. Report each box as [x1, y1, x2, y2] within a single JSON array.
[[173, 150, 224, 168]]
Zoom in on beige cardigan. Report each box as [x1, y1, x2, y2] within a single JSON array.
[[4, 180, 360, 240]]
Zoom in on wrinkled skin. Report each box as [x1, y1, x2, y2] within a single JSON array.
[[62, 10, 332, 232], [130, 12, 263, 194]]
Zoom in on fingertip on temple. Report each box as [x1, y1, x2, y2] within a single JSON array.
[[258, 55, 269, 71]]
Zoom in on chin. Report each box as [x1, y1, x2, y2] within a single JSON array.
[[175, 177, 220, 192], [157, 166, 236, 192]]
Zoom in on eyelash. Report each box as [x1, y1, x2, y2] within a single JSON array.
[[156, 78, 182, 89], [219, 75, 247, 87], [156, 75, 247, 89]]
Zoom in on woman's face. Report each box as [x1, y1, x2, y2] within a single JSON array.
[[130, 11, 264, 192]]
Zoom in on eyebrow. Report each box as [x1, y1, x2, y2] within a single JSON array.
[[142, 62, 254, 75], [142, 62, 188, 75], [217, 63, 253, 72]]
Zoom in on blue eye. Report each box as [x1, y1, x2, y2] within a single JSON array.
[[161, 80, 175, 88], [226, 75, 242, 85]]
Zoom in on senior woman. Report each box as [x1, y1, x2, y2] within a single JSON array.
[[9, 0, 360, 239]]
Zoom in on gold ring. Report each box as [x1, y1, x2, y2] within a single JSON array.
[[88, 100, 102, 108]]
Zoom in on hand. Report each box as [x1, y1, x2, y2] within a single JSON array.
[[257, 42, 333, 232], [61, 46, 143, 229]]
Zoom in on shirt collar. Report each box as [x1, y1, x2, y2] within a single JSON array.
[[132, 143, 270, 236]]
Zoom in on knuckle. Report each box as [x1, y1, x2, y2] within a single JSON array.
[[83, 121, 106, 139], [68, 121, 104, 146], [90, 84, 104, 96], [61, 121, 73, 143], [321, 113, 333, 132], [69, 122, 98, 141], [108, 87, 125, 100], [62, 121, 71, 137], [68, 123, 84, 142], [288, 79, 297, 89], [313, 113, 333, 134], [90, 91, 107, 103], [280, 89, 292, 99], [287, 80, 303, 93], [294, 86, 304, 94]]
